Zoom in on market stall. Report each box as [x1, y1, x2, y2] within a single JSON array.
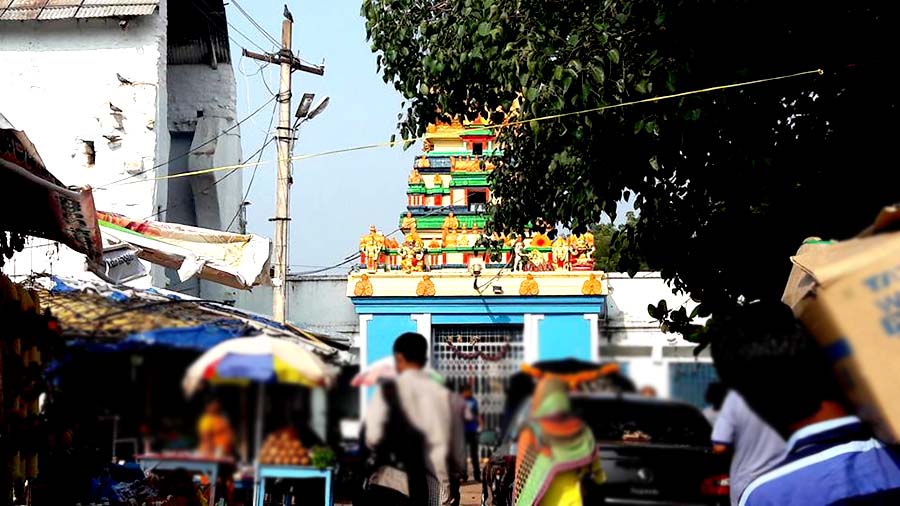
[[184, 336, 337, 506]]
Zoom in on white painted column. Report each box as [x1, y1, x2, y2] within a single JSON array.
[[411, 313, 433, 360], [584, 313, 600, 362], [358, 314, 373, 417], [523, 314, 544, 363]]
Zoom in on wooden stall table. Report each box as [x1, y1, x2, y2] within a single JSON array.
[[136, 452, 235, 506], [255, 465, 333, 506]]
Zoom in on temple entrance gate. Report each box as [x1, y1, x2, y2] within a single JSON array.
[[431, 324, 525, 457]]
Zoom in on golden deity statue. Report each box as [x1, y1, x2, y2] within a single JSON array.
[[359, 225, 386, 273], [441, 212, 459, 232], [408, 168, 423, 184], [444, 228, 459, 248], [432, 173, 444, 187], [401, 211, 417, 233], [457, 225, 470, 247], [552, 237, 569, 270], [415, 155, 430, 168]]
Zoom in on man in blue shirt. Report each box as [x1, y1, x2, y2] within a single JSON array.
[[709, 301, 900, 505], [461, 384, 482, 482]]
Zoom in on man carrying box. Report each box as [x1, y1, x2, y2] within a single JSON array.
[[709, 300, 900, 505]]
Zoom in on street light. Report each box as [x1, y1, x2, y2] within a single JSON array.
[[295, 93, 316, 119], [306, 96, 330, 121]]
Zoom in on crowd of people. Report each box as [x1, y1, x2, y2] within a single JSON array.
[[356, 299, 900, 506]]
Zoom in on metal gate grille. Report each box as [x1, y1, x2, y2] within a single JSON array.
[[431, 325, 524, 456]]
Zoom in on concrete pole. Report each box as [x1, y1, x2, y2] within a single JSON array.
[[272, 16, 293, 323]]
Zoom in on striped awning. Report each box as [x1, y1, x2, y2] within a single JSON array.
[[0, 0, 158, 21]]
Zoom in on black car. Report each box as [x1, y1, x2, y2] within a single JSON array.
[[482, 393, 729, 506]]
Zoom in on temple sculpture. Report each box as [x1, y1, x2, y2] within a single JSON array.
[[359, 225, 385, 273]]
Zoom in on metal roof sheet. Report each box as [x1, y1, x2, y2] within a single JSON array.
[[0, 0, 158, 20]]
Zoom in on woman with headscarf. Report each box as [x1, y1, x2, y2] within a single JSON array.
[[513, 377, 603, 506]]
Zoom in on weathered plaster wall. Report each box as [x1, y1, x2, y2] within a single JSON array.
[[0, 12, 168, 285]]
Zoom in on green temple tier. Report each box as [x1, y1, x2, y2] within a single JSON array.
[[356, 117, 598, 274]]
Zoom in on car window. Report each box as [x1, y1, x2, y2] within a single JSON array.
[[571, 397, 712, 446]]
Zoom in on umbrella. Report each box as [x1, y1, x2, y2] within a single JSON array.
[[351, 355, 443, 387], [183, 336, 334, 503]]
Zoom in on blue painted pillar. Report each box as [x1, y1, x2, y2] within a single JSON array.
[[361, 314, 418, 405], [537, 314, 592, 361]]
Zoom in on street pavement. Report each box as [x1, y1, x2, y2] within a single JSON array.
[[460, 481, 482, 506]]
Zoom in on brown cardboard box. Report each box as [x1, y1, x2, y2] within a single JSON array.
[[782, 205, 900, 443]]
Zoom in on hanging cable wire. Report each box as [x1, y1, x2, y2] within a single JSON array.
[[290, 195, 474, 275], [103, 67, 824, 188], [224, 103, 279, 231], [99, 96, 277, 189], [229, 0, 281, 48], [144, 134, 277, 222]]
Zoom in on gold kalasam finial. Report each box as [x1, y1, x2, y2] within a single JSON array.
[[519, 273, 539, 296], [416, 275, 436, 296], [354, 274, 374, 296], [582, 273, 603, 295]]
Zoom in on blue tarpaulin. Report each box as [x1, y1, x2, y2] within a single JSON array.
[[69, 320, 252, 352]]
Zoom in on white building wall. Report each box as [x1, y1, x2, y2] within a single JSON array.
[[603, 272, 712, 399], [166, 63, 243, 302], [0, 13, 168, 285]]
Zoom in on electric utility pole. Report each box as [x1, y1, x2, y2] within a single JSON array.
[[243, 5, 324, 323]]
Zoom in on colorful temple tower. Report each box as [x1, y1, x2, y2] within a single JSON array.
[[347, 119, 607, 423]]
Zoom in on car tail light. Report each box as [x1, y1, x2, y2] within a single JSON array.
[[701, 474, 730, 496]]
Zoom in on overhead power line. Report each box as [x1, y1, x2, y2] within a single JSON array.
[[99, 96, 277, 189], [229, 0, 281, 48], [104, 67, 824, 187]]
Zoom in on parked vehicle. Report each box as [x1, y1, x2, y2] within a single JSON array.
[[482, 393, 729, 506]]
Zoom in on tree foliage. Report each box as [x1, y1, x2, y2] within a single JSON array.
[[593, 212, 651, 273], [362, 0, 899, 342]]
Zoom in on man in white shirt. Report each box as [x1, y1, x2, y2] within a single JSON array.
[[712, 390, 786, 505], [366, 332, 452, 506]]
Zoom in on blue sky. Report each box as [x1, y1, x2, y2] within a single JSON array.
[[226, 1, 631, 272], [227, 0, 414, 272]]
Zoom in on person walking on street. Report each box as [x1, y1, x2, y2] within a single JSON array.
[[461, 384, 482, 482], [364, 333, 452, 505], [442, 389, 467, 506], [711, 390, 785, 505], [710, 301, 900, 505]]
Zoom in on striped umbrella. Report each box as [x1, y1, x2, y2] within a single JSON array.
[[182, 335, 332, 396], [182, 335, 333, 504], [351, 355, 443, 387]]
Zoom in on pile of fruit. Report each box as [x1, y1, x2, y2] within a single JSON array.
[[259, 428, 310, 466]]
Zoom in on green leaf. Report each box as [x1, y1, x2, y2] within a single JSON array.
[[608, 48, 620, 65], [478, 22, 491, 36], [553, 65, 563, 80], [591, 66, 605, 84], [419, 83, 429, 94], [634, 119, 644, 134], [635, 81, 647, 94]]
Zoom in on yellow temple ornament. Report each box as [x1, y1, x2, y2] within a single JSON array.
[[353, 274, 374, 296], [415, 155, 430, 168], [416, 275, 436, 296], [408, 168, 424, 184], [359, 225, 386, 273], [401, 211, 417, 233], [519, 273, 540, 296], [432, 173, 444, 187], [581, 273, 603, 295]]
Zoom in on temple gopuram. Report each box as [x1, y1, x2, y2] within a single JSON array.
[[347, 118, 608, 425]]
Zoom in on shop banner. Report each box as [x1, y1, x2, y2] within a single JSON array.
[[0, 113, 103, 263]]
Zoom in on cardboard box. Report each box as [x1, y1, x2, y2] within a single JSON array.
[[782, 205, 900, 443]]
